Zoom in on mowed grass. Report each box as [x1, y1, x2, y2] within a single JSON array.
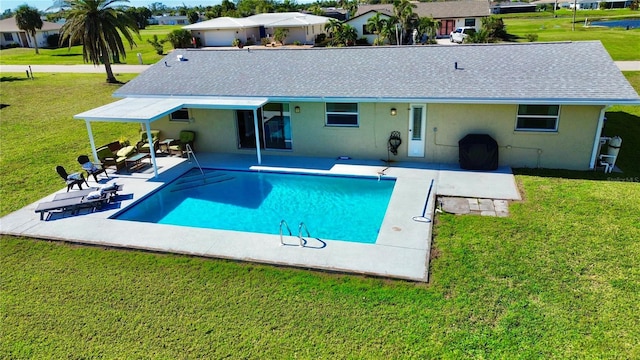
[[1, 73, 640, 358], [0, 25, 182, 65], [503, 9, 640, 60], [0, 73, 139, 215]]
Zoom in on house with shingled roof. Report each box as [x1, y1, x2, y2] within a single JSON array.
[[0, 17, 61, 49], [184, 12, 331, 47], [354, 1, 491, 39], [74, 42, 640, 177]]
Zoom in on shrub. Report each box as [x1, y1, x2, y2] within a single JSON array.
[[165, 29, 193, 49], [293, 40, 301, 46], [231, 38, 242, 48], [274, 28, 288, 45], [46, 33, 60, 48], [525, 33, 538, 42], [315, 33, 326, 44], [355, 37, 369, 45], [245, 38, 255, 46], [147, 34, 165, 55], [260, 37, 270, 46]]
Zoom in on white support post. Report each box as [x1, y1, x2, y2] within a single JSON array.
[[86, 120, 99, 162], [145, 122, 159, 178], [253, 108, 262, 165]]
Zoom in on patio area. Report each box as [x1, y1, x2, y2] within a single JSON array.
[[0, 153, 520, 282]]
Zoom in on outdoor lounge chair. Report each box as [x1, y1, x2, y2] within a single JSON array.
[[77, 155, 109, 182], [169, 130, 196, 157], [52, 183, 122, 201], [56, 165, 88, 192], [96, 141, 136, 171], [34, 184, 123, 220]]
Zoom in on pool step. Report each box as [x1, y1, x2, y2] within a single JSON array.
[[170, 176, 235, 192], [173, 171, 226, 185]]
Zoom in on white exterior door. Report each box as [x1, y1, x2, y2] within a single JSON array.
[[408, 104, 426, 157]]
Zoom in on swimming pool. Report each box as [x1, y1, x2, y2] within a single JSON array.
[[114, 168, 396, 243]]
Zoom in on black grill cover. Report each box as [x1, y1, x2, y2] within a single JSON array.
[[458, 134, 498, 170]]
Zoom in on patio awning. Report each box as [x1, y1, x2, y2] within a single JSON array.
[[75, 96, 268, 178], [73, 96, 269, 123]]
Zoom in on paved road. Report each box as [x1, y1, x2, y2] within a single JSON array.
[[1, 61, 639, 73]]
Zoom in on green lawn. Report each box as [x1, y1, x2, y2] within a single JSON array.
[[503, 12, 640, 60], [1, 73, 639, 358], [0, 25, 182, 65]]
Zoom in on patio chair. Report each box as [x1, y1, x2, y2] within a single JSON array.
[[96, 142, 135, 171], [56, 165, 88, 192], [169, 130, 196, 157], [77, 155, 109, 182], [136, 130, 161, 154]]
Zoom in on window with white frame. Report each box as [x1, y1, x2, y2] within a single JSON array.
[[326, 103, 358, 126], [170, 108, 190, 121], [464, 18, 476, 27], [516, 105, 560, 131], [3, 33, 13, 41]]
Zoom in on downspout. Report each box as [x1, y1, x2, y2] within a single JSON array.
[[589, 106, 608, 169], [86, 120, 99, 162], [253, 108, 262, 164], [144, 122, 159, 177]]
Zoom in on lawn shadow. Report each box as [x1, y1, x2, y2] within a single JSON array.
[[52, 54, 83, 58], [1, 76, 28, 82]]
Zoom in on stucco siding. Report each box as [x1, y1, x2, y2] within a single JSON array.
[[151, 102, 603, 170], [426, 104, 602, 170]]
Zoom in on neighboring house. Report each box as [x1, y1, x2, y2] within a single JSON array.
[[184, 12, 331, 46], [491, 2, 537, 14], [0, 17, 62, 49], [354, 1, 491, 39], [345, 10, 392, 45], [152, 15, 191, 25], [75, 42, 640, 177]]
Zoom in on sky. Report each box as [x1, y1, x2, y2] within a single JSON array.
[[1, 0, 234, 13]]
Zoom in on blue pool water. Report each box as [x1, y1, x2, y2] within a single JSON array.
[[115, 168, 396, 244]]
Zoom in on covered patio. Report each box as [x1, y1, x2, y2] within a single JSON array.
[[74, 96, 269, 177]]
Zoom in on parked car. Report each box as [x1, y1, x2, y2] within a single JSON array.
[[450, 27, 476, 44]]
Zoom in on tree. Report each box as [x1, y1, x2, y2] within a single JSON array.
[[416, 16, 439, 44], [366, 12, 386, 45], [126, 6, 151, 29], [15, 5, 43, 54], [187, 10, 199, 24], [324, 19, 356, 47], [393, 0, 416, 44], [59, 0, 139, 84]]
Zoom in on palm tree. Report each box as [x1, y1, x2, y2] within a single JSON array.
[[393, 0, 416, 44], [366, 12, 386, 46], [59, 0, 139, 83], [416, 17, 439, 44], [15, 5, 43, 55]]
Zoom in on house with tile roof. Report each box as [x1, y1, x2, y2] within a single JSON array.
[[354, 1, 491, 39], [0, 17, 62, 49], [75, 42, 639, 176], [184, 12, 331, 47]]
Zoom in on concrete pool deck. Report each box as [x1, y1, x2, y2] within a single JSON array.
[[0, 154, 521, 282]]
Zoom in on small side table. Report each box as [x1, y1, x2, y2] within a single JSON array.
[[159, 139, 174, 154]]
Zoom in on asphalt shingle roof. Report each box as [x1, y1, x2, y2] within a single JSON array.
[[115, 42, 640, 105]]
